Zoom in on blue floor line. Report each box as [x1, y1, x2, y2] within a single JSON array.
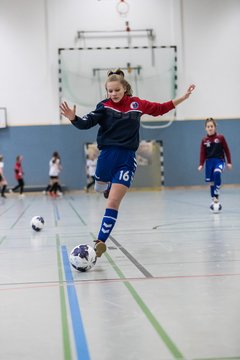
[[54, 204, 61, 221], [61, 245, 90, 360]]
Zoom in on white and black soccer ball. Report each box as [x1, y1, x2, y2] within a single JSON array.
[[210, 202, 222, 213], [31, 216, 45, 231], [69, 244, 97, 272]]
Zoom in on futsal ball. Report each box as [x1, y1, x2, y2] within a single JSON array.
[[210, 202, 222, 213], [69, 244, 97, 272], [31, 216, 45, 231]]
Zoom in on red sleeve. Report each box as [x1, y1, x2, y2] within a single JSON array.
[[199, 139, 206, 166], [221, 135, 232, 164], [15, 163, 20, 173], [140, 99, 175, 116]]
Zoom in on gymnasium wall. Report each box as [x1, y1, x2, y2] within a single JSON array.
[[0, 0, 240, 189], [1, 119, 239, 189], [0, 0, 240, 126]]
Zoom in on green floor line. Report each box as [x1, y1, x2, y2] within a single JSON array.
[[56, 235, 72, 360], [104, 251, 184, 359], [0, 236, 6, 245], [90, 231, 184, 359], [68, 201, 87, 225]]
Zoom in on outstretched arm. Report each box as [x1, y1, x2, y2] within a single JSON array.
[[172, 84, 196, 107], [60, 102, 76, 121], [60, 101, 104, 130]]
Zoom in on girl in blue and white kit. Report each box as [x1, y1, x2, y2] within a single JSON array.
[[60, 69, 195, 257]]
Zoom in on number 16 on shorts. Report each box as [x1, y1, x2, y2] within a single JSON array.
[[118, 170, 134, 187]]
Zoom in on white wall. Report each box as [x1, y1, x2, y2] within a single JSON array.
[[182, 0, 240, 119], [0, 0, 58, 125], [0, 0, 240, 126]]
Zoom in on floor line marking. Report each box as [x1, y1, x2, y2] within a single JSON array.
[[68, 201, 87, 225], [54, 203, 61, 222], [109, 235, 153, 278], [10, 204, 31, 229], [61, 245, 90, 360], [0, 236, 6, 245], [56, 235, 72, 360], [88, 231, 184, 358], [1, 272, 240, 292], [104, 251, 185, 359], [0, 203, 16, 217]]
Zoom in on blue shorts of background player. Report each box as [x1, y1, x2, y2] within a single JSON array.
[[205, 158, 225, 200]]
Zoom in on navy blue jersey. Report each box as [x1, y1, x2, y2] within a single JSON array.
[[71, 95, 174, 151]]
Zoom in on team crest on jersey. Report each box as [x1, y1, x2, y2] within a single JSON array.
[[130, 101, 139, 109], [214, 138, 220, 143]]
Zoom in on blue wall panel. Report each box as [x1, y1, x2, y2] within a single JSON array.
[[0, 120, 239, 189]]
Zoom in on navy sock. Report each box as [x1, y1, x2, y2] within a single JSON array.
[[213, 170, 221, 197], [210, 185, 214, 198], [98, 208, 118, 242]]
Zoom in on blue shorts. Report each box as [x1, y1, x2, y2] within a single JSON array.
[[95, 146, 137, 188], [205, 158, 225, 182]]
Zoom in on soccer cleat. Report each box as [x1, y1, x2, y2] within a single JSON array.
[[94, 240, 107, 257], [213, 197, 219, 203]]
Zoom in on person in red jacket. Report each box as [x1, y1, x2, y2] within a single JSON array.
[[12, 155, 25, 196], [60, 68, 195, 257], [198, 117, 232, 209]]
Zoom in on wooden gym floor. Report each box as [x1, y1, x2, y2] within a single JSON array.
[[0, 187, 240, 360]]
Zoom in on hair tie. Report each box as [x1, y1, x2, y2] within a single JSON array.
[[108, 69, 125, 77]]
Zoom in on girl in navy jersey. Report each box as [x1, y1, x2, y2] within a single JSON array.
[[60, 69, 195, 257], [198, 117, 232, 209]]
